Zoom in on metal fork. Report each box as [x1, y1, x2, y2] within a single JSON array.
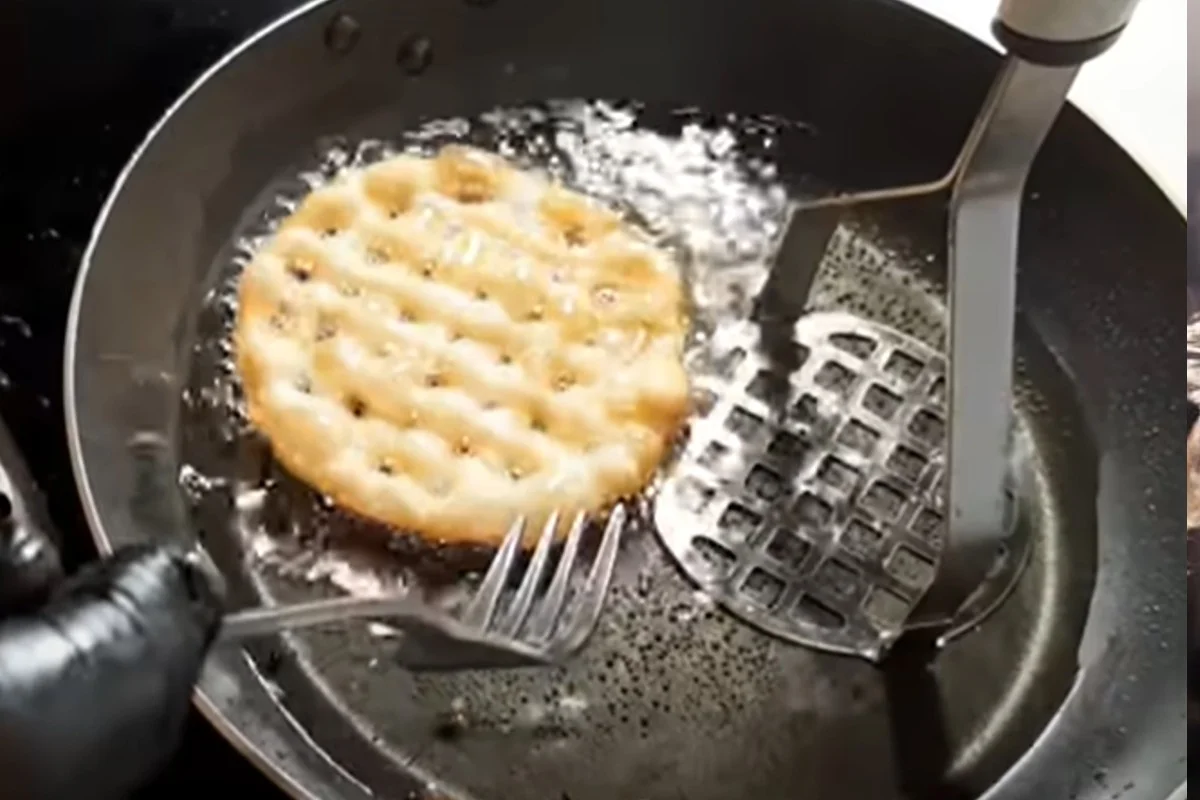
[[214, 505, 626, 670]]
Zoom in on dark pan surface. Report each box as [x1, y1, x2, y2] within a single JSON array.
[[179, 112, 1097, 798], [65, 1, 1185, 798]]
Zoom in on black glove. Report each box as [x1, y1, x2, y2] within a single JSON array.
[[0, 419, 223, 800]]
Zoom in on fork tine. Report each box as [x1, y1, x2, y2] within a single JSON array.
[[556, 503, 625, 652], [499, 511, 560, 636], [461, 515, 525, 629], [524, 511, 586, 642]]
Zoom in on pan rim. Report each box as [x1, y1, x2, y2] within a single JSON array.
[[61, 1, 1185, 800]]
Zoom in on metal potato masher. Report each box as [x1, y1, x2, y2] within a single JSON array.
[[655, 0, 1144, 661]]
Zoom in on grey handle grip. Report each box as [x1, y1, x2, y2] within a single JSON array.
[[995, 0, 1142, 63], [997, 0, 1139, 42]]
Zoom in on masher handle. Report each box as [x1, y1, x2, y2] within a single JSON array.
[[911, 0, 1146, 631]]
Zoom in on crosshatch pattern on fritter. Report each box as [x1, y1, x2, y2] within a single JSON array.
[[655, 311, 1013, 659], [234, 145, 690, 548]]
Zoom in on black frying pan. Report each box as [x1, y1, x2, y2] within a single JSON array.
[[61, 0, 1185, 798]]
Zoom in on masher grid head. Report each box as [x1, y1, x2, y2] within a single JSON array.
[[656, 311, 1021, 660]]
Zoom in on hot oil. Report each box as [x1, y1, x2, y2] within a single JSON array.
[[180, 100, 1000, 800]]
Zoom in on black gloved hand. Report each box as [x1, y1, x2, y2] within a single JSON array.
[[0, 419, 223, 800]]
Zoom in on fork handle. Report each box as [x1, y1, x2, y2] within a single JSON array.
[[218, 594, 426, 642]]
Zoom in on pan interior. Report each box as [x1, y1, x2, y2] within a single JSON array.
[[178, 100, 1095, 800]]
